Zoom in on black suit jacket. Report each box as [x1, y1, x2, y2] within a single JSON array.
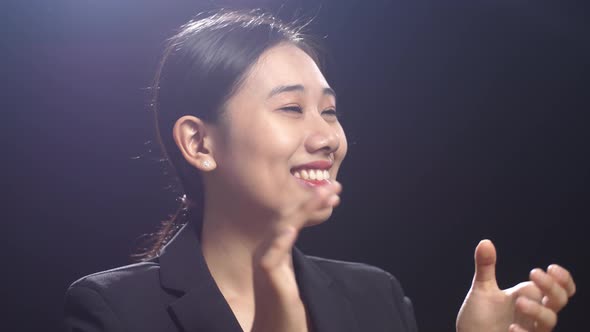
[[64, 221, 418, 332]]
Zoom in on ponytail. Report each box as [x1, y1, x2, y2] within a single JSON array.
[[132, 194, 203, 261]]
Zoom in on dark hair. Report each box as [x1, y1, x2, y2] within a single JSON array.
[[135, 9, 322, 260]]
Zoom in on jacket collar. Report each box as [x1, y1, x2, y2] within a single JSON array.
[[157, 221, 241, 331], [292, 244, 361, 332], [157, 221, 359, 332]]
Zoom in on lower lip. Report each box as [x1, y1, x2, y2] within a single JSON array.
[[294, 177, 331, 188]]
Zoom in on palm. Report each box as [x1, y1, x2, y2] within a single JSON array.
[[457, 285, 536, 332], [456, 240, 538, 332]]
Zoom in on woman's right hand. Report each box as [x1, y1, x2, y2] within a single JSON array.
[[250, 181, 342, 332]]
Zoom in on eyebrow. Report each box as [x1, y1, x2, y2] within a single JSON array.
[[267, 84, 337, 100]]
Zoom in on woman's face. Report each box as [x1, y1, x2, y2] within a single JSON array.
[[210, 43, 347, 226]]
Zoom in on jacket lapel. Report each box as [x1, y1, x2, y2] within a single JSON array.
[[157, 221, 243, 332], [293, 248, 361, 332], [157, 221, 360, 332]]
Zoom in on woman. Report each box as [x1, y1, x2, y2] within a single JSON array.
[[64, 9, 575, 332]]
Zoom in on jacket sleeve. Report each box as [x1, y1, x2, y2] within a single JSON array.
[[387, 273, 419, 332], [63, 285, 123, 332]]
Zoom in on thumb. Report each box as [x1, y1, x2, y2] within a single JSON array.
[[472, 239, 499, 290]]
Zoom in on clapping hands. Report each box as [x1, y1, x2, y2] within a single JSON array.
[[246, 180, 577, 332], [457, 240, 576, 332], [250, 181, 342, 332]]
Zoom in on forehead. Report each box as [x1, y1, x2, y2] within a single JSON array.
[[238, 43, 330, 97]]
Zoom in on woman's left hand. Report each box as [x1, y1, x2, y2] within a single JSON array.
[[456, 240, 576, 332], [250, 181, 342, 332]]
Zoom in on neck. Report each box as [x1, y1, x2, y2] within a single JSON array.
[[199, 197, 295, 300]]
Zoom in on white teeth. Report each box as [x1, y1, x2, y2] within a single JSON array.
[[292, 169, 331, 181], [301, 169, 309, 180], [309, 169, 316, 180], [316, 170, 324, 180]]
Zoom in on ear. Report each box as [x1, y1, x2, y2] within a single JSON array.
[[172, 115, 217, 172]]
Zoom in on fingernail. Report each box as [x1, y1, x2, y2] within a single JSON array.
[[548, 264, 563, 276], [530, 268, 541, 278]]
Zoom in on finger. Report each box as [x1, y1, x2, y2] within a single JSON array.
[[547, 264, 576, 297], [331, 180, 342, 194], [255, 226, 298, 272], [508, 282, 539, 331], [322, 180, 342, 201], [509, 324, 529, 332], [278, 180, 342, 234], [322, 181, 342, 207], [508, 281, 543, 303], [529, 268, 569, 312], [515, 296, 558, 332], [472, 239, 499, 290], [303, 181, 341, 211]]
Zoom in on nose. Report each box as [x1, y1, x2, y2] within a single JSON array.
[[304, 116, 341, 155]]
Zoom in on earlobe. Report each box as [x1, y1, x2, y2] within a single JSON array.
[[172, 115, 217, 171], [200, 159, 216, 171]]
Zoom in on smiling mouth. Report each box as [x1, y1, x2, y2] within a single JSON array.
[[291, 169, 330, 181], [290, 169, 331, 187]]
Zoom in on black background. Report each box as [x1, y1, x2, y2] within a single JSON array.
[[2, 0, 588, 331]]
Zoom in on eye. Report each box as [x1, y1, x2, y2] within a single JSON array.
[[281, 106, 303, 113], [322, 108, 339, 117]]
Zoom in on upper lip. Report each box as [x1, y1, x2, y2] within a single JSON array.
[[291, 160, 334, 172]]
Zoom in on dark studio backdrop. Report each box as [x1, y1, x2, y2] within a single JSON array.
[[2, 0, 588, 331]]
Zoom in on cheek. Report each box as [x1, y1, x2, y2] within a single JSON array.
[[241, 119, 300, 162], [222, 118, 302, 206], [339, 128, 348, 158], [335, 126, 348, 164]]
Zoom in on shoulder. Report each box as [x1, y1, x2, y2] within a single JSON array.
[[63, 260, 173, 332], [304, 255, 418, 332], [65, 260, 168, 314], [306, 255, 403, 291], [68, 260, 161, 294]]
